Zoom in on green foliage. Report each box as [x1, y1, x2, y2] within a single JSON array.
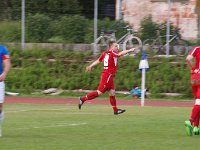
[[0, 0, 82, 20], [50, 15, 89, 43], [0, 21, 21, 42], [0, 14, 194, 44], [26, 14, 52, 42], [46, 0, 82, 17], [84, 18, 128, 43], [6, 48, 192, 98], [97, 18, 128, 40], [139, 15, 180, 41], [139, 16, 158, 41], [0, 15, 129, 43], [0, 0, 114, 20]]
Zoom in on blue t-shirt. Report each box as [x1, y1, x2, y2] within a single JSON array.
[[130, 88, 141, 98], [0, 45, 9, 74]]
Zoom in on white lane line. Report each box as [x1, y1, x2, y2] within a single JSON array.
[[5, 109, 110, 116], [6, 108, 70, 113], [13, 122, 87, 130]]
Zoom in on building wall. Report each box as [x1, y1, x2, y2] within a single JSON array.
[[121, 0, 198, 40]]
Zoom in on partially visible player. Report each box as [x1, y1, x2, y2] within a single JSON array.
[[78, 41, 135, 115], [0, 45, 11, 137], [185, 46, 200, 136]]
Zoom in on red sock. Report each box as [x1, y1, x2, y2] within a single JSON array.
[[81, 91, 99, 102], [192, 85, 198, 99], [109, 96, 118, 112], [194, 113, 200, 127], [190, 105, 200, 125]]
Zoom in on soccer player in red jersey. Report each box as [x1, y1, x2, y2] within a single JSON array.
[[185, 46, 200, 136], [78, 41, 135, 115]]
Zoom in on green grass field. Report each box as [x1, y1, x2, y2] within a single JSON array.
[[0, 103, 199, 150]]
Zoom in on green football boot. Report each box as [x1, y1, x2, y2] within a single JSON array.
[[193, 126, 199, 135], [185, 120, 193, 136]]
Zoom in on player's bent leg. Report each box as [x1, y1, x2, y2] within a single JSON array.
[[192, 85, 198, 99], [78, 90, 102, 110]]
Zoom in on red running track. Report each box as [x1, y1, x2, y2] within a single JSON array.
[[5, 97, 194, 107]]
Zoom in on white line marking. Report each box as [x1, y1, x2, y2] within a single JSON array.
[[6, 108, 70, 113], [13, 122, 87, 130]]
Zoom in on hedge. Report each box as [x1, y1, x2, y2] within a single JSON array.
[[5, 47, 193, 98]]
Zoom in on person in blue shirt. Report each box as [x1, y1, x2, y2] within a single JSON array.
[[0, 45, 11, 137], [130, 87, 142, 98], [129, 87, 148, 99]]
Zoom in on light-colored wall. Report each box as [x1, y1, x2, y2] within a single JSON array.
[[121, 0, 198, 40]]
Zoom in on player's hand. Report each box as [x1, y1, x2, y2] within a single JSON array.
[[126, 48, 135, 55], [85, 66, 92, 73], [129, 48, 135, 52], [0, 73, 6, 81]]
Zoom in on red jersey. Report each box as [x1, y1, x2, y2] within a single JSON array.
[[98, 49, 119, 75], [190, 46, 200, 70]]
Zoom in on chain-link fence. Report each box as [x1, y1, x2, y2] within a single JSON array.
[[0, 0, 116, 49]]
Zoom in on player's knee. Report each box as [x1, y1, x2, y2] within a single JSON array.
[[97, 90, 102, 95], [109, 90, 115, 96]]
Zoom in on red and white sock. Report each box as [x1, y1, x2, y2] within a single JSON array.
[[81, 91, 99, 102], [192, 85, 198, 99], [190, 100, 200, 126], [109, 96, 118, 112]]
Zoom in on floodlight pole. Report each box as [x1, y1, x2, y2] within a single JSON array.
[[166, 0, 171, 56], [116, 0, 122, 20], [93, 0, 98, 56], [21, 0, 25, 50]]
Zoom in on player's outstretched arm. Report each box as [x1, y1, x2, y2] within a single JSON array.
[[85, 59, 100, 73], [118, 48, 135, 57]]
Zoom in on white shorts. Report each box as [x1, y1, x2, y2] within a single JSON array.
[[0, 81, 5, 103]]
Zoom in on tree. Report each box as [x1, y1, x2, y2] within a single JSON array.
[[0, 0, 83, 20], [139, 16, 159, 41], [26, 0, 82, 18], [78, 0, 115, 19], [26, 13, 51, 42], [0, 0, 12, 20]]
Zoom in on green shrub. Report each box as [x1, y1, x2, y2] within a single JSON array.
[[50, 15, 89, 43], [26, 13, 51, 42], [0, 21, 21, 42], [7, 48, 193, 98], [139, 15, 180, 41]]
